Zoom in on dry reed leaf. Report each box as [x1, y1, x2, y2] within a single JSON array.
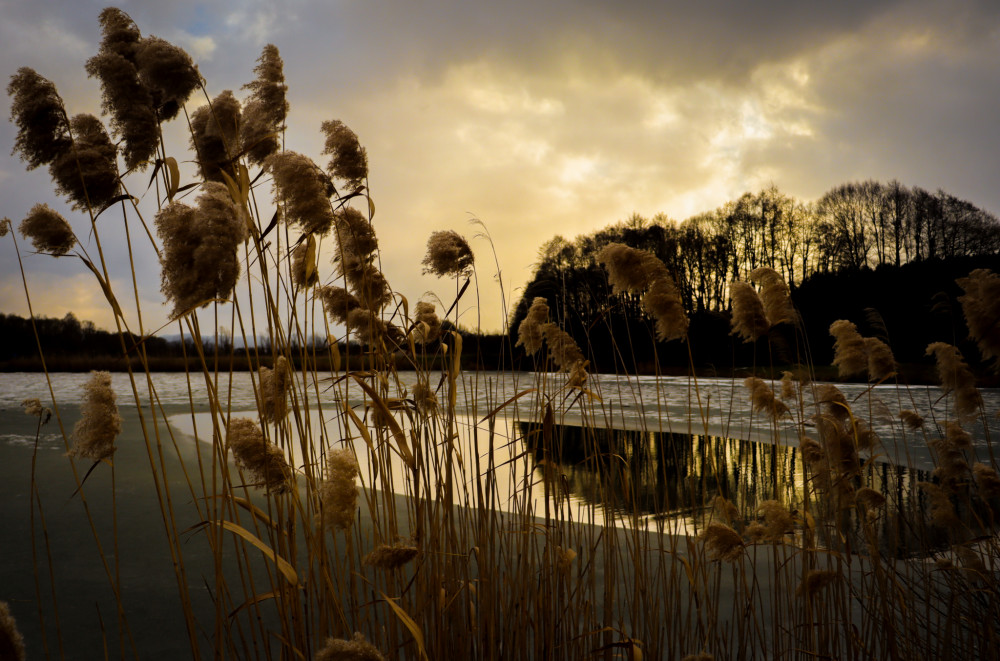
[[213, 520, 298, 585], [380, 592, 429, 661], [350, 373, 415, 470]]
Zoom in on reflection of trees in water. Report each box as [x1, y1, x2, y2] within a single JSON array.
[[517, 421, 995, 558]]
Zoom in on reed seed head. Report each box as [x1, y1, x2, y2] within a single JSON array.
[[21, 398, 52, 424], [900, 409, 924, 430], [0, 601, 26, 661], [744, 377, 789, 421], [829, 320, 867, 378], [815, 383, 849, 419], [69, 371, 121, 462], [335, 206, 378, 259], [19, 203, 76, 256], [865, 336, 897, 381], [642, 276, 689, 341], [8, 67, 71, 170], [541, 322, 585, 372], [749, 267, 793, 326], [730, 281, 769, 343], [411, 301, 442, 344], [258, 356, 290, 422], [319, 285, 362, 324], [926, 342, 982, 422], [133, 35, 200, 121], [155, 182, 248, 316], [190, 90, 242, 182], [86, 8, 159, 170], [421, 230, 475, 278], [319, 448, 359, 531], [49, 113, 120, 211], [340, 257, 392, 312], [321, 119, 368, 191], [516, 297, 550, 356], [226, 418, 292, 494], [0, 218, 10, 237], [267, 151, 337, 235], [699, 522, 745, 562], [957, 269, 1000, 371], [240, 44, 288, 165], [315, 632, 386, 661], [972, 462, 1000, 498], [855, 486, 886, 510], [756, 499, 795, 541], [346, 308, 387, 346], [711, 496, 740, 525], [596, 243, 668, 294], [918, 481, 959, 529], [363, 541, 419, 569], [796, 570, 838, 599], [412, 381, 439, 416]]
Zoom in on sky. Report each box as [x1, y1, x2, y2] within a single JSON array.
[[2, 0, 999, 338]]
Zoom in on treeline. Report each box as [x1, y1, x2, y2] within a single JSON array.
[[509, 180, 1000, 377]]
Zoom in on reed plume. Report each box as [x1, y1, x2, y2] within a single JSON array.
[[258, 356, 290, 422], [744, 377, 789, 420], [318, 285, 361, 324], [516, 296, 549, 356], [541, 323, 585, 371], [0, 217, 9, 237], [319, 448, 359, 531], [315, 632, 385, 661], [855, 486, 886, 511], [335, 207, 378, 259], [598, 242, 688, 339], [133, 35, 200, 121], [796, 570, 838, 599], [756, 499, 795, 541], [69, 371, 121, 462], [291, 241, 319, 288], [267, 151, 336, 235], [19, 203, 76, 255], [155, 181, 248, 316], [0, 601, 25, 661], [957, 268, 1000, 370], [411, 381, 438, 416], [780, 371, 798, 400], [22, 398, 52, 424], [240, 44, 288, 165], [729, 281, 769, 342], [918, 481, 959, 529], [226, 418, 292, 494], [49, 114, 120, 210], [829, 320, 867, 378], [865, 336, 897, 381], [900, 409, 924, 429], [8, 67, 71, 169], [421, 230, 475, 278], [972, 462, 1000, 498], [926, 342, 983, 422], [643, 276, 689, 341], [815, 383, 849, 419], [711, 496, 740, 525], [749, 267, 793, 326], [363, 541, 419, 569], [190, 90, 242, 182], [85, 8, 159, 170], [411, 301, 441, 344], [597, 242, 664, 293], [699, 522, 745, 562], [346, 308, 387, 346], [321, 119, 368, 191], [341, 260, 392, 312]]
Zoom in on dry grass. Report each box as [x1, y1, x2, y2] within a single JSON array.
[[4, 8, 1000, 660]]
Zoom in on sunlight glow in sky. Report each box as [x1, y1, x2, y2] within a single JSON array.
[[1, 0, 999, 334]]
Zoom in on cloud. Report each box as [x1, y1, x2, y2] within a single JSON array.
[[2, 0, 1000, 333]]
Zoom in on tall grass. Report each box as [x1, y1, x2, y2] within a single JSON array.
[[4, 8, 1000, 660]]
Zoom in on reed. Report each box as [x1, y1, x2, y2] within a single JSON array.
[[3, 8, 1000, 660]]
